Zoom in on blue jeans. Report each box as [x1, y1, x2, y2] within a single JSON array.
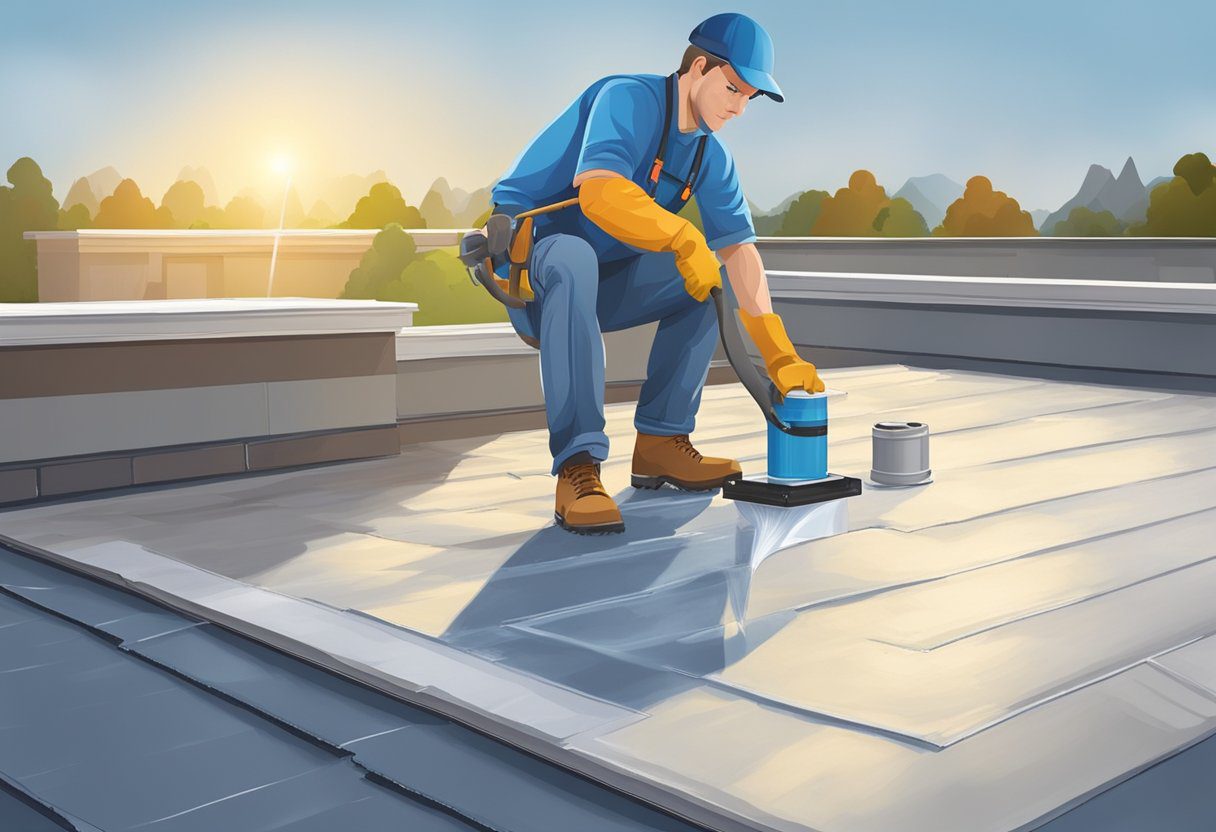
[[506, 234, 720, 475]]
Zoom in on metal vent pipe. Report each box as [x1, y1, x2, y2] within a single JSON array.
[[871, 421, 931, 486]]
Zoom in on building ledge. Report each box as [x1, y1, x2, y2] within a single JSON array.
[[396, 322, 536, 360], [757, 235, 1216, 246], [768, 271, 1216, 314], [23, 228, 465, 253], [0, 298, 416, 346]]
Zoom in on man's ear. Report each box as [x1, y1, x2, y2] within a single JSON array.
[[690, 55, 708, 80]]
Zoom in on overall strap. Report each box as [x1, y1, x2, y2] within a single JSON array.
[[648, 73, 709, 204], [680, 135, 708, 202], [647, 73, 677, 197]]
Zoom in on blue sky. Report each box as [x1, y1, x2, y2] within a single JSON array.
[[2, 0, 1212, 212]]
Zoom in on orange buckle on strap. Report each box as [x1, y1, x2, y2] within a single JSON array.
[[681, 184, 692, 201], [649, 158, 664, 183]]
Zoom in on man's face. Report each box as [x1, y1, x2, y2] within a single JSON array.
[[690, 60, 759, 133]]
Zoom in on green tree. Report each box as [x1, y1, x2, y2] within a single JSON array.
[[342, 182, 425, 229], [777, 189, 829, 235], [340, 223, 507, 325], [934, 175, 1036, 236], [1174, 152, 1215, 196], [1052, 206, 1125, 236], [873, 197, 930, 236], [95, 178, 175, 228], [58, 203, 92, 230], [341, 224, 418, 299], [752, 210, 785, 236], [810, 171, 891, 236], [1127, 152, 1216, 236], [161, 180, 206, 228], [0, 157, 60, 301]]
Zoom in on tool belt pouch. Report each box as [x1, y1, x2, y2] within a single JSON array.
[[507, 216, 535, 302]]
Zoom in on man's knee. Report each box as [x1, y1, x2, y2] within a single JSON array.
[[535, 234, 599, 292]]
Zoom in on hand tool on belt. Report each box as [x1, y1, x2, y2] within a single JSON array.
[[457, 198, 582, 307]]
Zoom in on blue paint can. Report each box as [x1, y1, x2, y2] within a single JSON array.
[[767, 390, 829, 482]]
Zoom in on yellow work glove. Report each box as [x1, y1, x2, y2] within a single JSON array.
[[739, 309, 826, 397], [578, 176, 721, 301]]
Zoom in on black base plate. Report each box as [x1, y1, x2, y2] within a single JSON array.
[[722, 473, 863, 508]]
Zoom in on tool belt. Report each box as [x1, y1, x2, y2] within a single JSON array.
[[501, 198, 579, 302], [462, 73, 708, 308]]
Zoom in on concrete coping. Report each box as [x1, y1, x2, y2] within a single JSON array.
[[767, 271, 1216, 314], [22, 228, 467, 254], [396, 322, 536, 361], [756, 236, 1216, 246], [23, 228, 467, 241], [23, 229, 472, 237], [0, 298, 417, 347]]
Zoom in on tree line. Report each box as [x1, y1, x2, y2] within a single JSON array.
[[704, 151, 1216, 239], [0, 158, 434, 301], [3, 152, 1214, 303]]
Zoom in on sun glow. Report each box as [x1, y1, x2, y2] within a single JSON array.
[[269, 153, 294, 177]]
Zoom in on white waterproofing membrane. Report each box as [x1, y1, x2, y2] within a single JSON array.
[[4, 365, 1216, 832], [734, 491, 849, 574]]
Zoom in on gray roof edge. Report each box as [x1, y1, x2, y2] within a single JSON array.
[[0, 768, 102, 832], [0, 532, 770, 832]]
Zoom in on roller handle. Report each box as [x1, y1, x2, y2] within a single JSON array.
[[710, 285, 800, 435]]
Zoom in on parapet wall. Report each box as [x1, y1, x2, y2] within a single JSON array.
[[0, 298, 415, 505], [770, 272, 1216, 391], [756, 237, 1216, 283], [24, 229, 464, 302]]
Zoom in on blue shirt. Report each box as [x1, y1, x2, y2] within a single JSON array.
[[492, 73, 756, 262]]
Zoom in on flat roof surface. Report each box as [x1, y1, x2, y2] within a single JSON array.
[[0, 544, 706, 832], [3, 365, 1215, 832]]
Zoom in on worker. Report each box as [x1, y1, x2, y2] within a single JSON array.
[[488, 12, 824, 535]]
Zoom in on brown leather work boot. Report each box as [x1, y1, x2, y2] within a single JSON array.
[[554, 454, 624, 535], [631, 432, 742, 491]]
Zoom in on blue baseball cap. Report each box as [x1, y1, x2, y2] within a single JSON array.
[[689, 13, 783, 103]]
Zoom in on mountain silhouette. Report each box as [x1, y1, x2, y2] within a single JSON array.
[[893, 174, 964, 229], [1093, 157, 1148, 222], [84, 166, 123, 202], [420, 182, 456, 228], [306, 199, 338, 226], [63, 177, 98, 217], [758, 191, 804, 216], [1042, 157, 1155, 233], [425, 177, 470, 214], [423, 176, 495, 227], [751, 196, 792, 236]]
